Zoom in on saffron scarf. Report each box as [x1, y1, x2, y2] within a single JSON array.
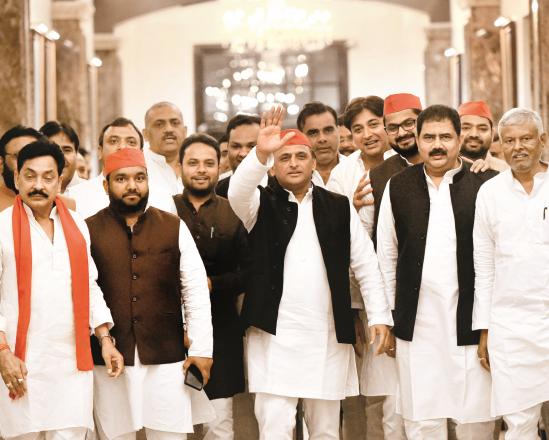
[[12, 195, 93, 371]]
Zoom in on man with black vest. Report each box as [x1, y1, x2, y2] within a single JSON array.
[[86, 148, 214, 440], [228, 106, 392, 439], [376, 105, 496, 439]]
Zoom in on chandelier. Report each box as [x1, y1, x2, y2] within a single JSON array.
[[221, 0, 334, 53]]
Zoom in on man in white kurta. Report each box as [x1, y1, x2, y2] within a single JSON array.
[[0, 141, 121, 440], [143, 102, 187, 196], [70, 118, 175, 218], [473, 108, 549, 440], [228, 107, 393, 439], [376, 105, 494, 440]]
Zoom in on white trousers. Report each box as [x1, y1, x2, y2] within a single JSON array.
[[503, 403, 543, 440], [254, 393, 340, 440], [95, 417, 186, 440], [383, 395, 406, 440], [203, 398, 234, 440], [403, 418, 494, 440], [7, 428, 88, 440]]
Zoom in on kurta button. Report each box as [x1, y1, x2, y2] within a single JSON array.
[[132, 317, 138, 323], [132, 253, 137, 259], [132, 296, 138, 302], [417, 262, 421, 267], [413, 287, 419, 292], [282, 219, 289, 225], [420, 235, 426, 240], [132, 274, 138, 280], [286, 206, 292, 212]]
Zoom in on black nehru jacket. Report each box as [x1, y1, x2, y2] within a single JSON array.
[[242, 178, 357, 344], [173, 192, 249, 400], [369, 154, 408, 245], [388, 162, 497, 346], [215, 175, 231, 198], [87, 207, 185, 366]]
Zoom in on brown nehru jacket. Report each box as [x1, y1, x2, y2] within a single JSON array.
[[87, 206, 185, 366]]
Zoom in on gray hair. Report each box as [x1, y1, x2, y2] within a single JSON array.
[[498, 108, 544, 138], [144, 101, 183, 127]]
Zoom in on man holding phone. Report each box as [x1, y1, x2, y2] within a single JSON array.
[[86, 148, 213, 440]]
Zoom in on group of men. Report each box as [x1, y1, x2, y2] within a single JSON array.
[[0, 92, 547, 440]]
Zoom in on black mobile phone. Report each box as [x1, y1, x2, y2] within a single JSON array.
[[184, 364, 204, 391]]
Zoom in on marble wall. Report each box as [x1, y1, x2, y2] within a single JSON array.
[[463, 4, 504, 121], [53, 1, 94, 150], [0, 0, 33, 135]]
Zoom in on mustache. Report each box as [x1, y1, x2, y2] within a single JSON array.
[[123, 189, 140, 197], [162, 133, 177, 140], [429, 148, 447, 157], [464, 135, 482, 143], [28, 189, 49, 197], [395, 133, 415, 143]]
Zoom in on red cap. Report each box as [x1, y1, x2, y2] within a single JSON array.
[[384, 93, 422, 115], [280, 129, 312, 148], [458, 101, 493, 123], [103, 148, 146, 176]]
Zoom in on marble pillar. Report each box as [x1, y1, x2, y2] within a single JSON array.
[[95, 33, 123, 132], [424, 23, 452, 106], [0, 0, 33, 134], [52, 0, 94, 149], [534, 0, 549, 129], [463, 1, 504, 121]]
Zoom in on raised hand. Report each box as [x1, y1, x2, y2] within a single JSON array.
[[256, 106, 296, 164]]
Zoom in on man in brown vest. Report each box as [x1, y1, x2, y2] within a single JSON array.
[[86, 148, 213, 440]]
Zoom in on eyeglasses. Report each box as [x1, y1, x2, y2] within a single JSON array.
[[385, 118, 417, 136]]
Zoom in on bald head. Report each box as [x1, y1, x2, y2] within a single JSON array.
[[143, 101, 187, 159]]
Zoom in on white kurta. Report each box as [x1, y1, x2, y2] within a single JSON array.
[[376, 165, 492, 422], [473, 168, 549, 416], [0, 204, 113, 439], [70, 174, 176, 219], [327, 149, 397, 397], [228, 147, 392, 400], [144, 148, 184, 196], [93, 218, 215, 438]]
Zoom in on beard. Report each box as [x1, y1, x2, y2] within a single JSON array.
[[184, 177, 216, 198], [109, 190, 149, 215], [461, 137, 490, 160], [2, 164, 16, 193], [390, 136, 419, 159]]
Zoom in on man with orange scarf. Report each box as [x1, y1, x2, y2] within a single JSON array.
[[0, 141, 123, 440]]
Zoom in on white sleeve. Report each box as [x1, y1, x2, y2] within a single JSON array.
[[0, 245, 6, 333], [178, 221, 213, 357], [349, 201, 393, 326], [227, 147, 273, 232], [472, 187, 495, 330], [375, 181, 398, 310], [358, 203, 375, 238]]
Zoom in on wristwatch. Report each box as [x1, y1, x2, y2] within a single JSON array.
[[98, 333, 116, 347]]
